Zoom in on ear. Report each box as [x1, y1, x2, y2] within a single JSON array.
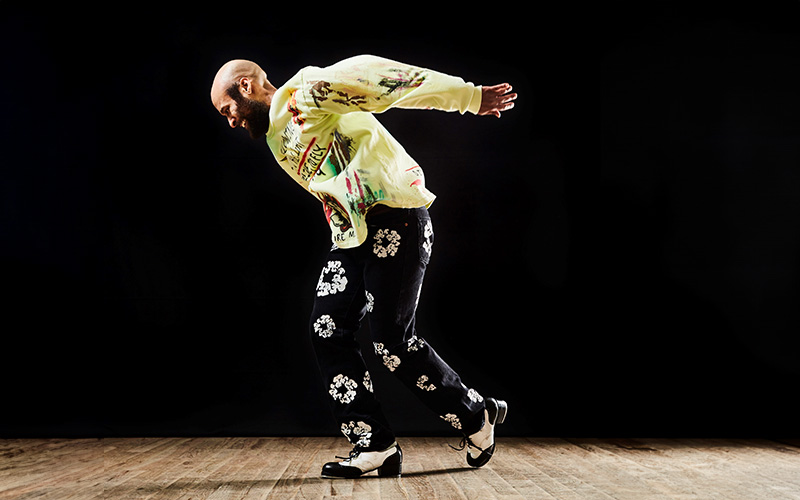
[[238, 77, 253, 95]]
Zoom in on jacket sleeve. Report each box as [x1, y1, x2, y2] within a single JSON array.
[[299, 54, 483, 116]]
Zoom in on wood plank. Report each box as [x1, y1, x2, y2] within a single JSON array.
[[0, 439, 105, 500], [2, 437, 800, 499], [512, 438, 621, 499], [410, 436, 471, 499], [401, 437, 468, 500]]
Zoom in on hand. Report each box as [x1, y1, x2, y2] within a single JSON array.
[[478, 83, 517, 118]]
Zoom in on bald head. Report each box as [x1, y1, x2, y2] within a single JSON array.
[[211, 59, 268, 105], [211, 59, 277, 139]]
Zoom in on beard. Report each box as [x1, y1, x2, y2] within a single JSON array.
[[226, 85, 271, 139]]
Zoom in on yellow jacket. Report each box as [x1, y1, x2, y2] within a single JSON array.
[[266, 54, 483, 248]]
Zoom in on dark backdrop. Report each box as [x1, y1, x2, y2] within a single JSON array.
[[2, 3, 799, 439]]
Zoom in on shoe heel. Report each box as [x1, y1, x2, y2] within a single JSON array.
[[377, 448, 403, 477], [494, 399, 508, 425]]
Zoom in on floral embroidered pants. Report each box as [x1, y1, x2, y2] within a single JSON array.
[[310, 207, 486, 451]]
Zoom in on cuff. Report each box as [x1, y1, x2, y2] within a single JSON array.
[[466, 85, 483, 115]]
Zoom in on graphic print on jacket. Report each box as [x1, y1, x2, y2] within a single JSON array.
[[264, 55, 483, 249]]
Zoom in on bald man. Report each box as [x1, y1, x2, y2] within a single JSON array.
[[211, 55, 515, 479]]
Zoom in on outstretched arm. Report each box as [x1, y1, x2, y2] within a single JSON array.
[[478, 84, 517, 118], [300, 55, 488, 116]]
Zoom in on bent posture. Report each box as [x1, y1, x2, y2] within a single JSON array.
[[210, 55, 516, 478]]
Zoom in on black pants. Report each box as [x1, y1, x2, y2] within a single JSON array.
[[310, 207, 485, 451]]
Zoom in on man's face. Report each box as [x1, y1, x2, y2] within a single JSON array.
[[218, 83, 271, 139]]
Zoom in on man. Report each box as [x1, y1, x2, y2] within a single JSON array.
[[210, 54, 516, 478]]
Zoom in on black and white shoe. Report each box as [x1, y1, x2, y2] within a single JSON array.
[[453, 398, 508, 468], [321, 443, 403, 478]]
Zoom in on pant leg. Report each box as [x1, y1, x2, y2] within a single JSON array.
[[364, 208, 486, 436], [309, 247, 397, 451]]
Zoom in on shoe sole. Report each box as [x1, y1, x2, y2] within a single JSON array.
[[320, 465, 401, 479], [321, 446, 403, 478]]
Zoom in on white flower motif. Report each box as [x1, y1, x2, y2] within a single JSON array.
[[316, 260, 348, 297], [365, 290, 374, 313], [407, 336, 425, 352], [383, 355, 401, 371], [373, 342, 401, 372], [363, 371, 373, 393], [467, 388, 484, 404], [341, 421, 373, 448], [373, 229, 401, 258], [422, 220, 433, 256], [441, 413, 462, 430], [329, 374, 358, 404], [313, 315, 336, 338], [416, 375, 436, 391]]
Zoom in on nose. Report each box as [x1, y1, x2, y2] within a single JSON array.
[[228, 116, 238, 128]]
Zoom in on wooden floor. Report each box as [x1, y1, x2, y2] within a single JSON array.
[[1, 437, 800, 499]]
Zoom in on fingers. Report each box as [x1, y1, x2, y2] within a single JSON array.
[[488, 83, 516, 97], [489, 84, 517, 102], [479, 83, 518, 117], [493, 101, 515, 118], [487, 83, 512, 93], [491, 84, 517, 117], [499, 99, 515, 114]]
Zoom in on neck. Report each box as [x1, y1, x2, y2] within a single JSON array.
[[262, 82, 278, 108]]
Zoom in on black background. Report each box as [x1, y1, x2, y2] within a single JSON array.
[[2, 3, 799, 439]]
